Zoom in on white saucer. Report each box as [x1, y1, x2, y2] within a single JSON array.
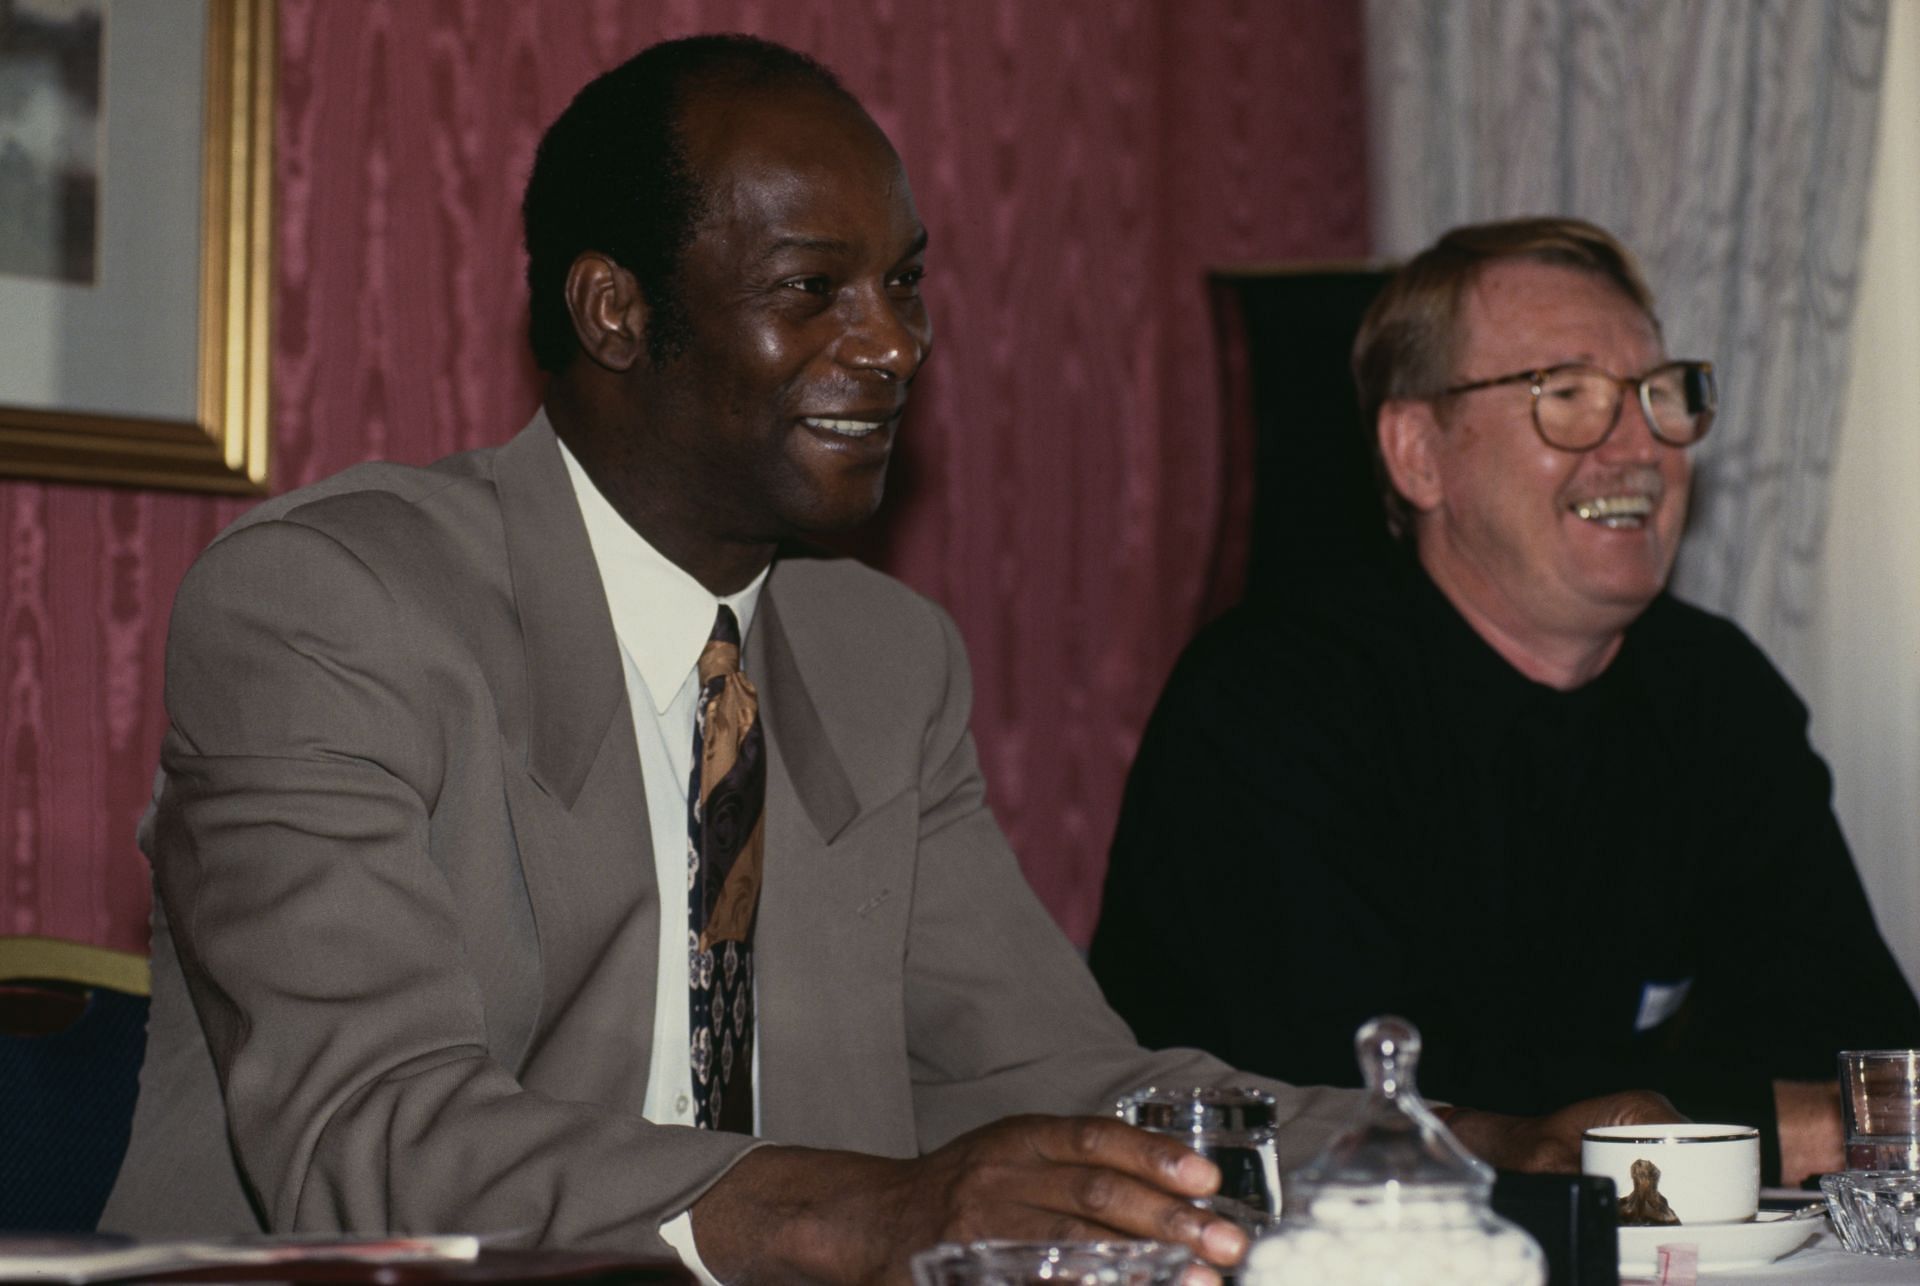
[[1618, 1210, 1822, 1274]]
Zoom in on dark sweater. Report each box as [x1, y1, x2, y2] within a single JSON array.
[[1091, 555, 1920, 1183]]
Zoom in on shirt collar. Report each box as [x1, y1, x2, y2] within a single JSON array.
[[559, 437, 768, 715]]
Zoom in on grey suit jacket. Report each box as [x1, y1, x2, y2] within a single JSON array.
[[103, 414, 1354, 1252]]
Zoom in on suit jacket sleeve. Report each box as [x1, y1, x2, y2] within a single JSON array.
[[148, 518, 757, 1248]]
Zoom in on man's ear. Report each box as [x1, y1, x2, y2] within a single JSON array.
[[1377, 398, 1446, 515], [564, 252, 647, 372]]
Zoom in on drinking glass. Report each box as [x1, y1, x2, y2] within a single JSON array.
[[909, 1240, 1190, 1285], [1116, 1085, 1281, 1231], [1841, 1049, 1920, 1172]]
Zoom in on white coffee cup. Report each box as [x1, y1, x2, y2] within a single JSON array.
[[1581, 1123, 1760, 1225]]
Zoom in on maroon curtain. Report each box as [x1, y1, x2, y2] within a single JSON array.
[[0, 0, 1366, 952]]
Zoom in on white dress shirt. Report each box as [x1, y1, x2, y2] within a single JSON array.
[[561, 440, 766, 1283]]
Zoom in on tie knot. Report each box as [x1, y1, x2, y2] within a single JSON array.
[[709, 604, 742, 649]]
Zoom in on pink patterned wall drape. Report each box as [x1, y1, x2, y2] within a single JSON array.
[[1, 0, 1366, 953]]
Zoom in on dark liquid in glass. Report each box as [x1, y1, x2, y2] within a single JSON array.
[[1198, 1141, 1278, 1217]]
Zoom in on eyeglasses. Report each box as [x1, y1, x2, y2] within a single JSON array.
[[1440, 360, 1717, 452]]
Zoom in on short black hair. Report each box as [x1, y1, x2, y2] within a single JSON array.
[[521, 34, 853, 373]]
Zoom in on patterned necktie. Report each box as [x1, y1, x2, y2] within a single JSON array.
[[687, 605, 763, 1133]]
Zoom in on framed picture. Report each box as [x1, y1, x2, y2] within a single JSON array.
[[0, 0, 274, 494]]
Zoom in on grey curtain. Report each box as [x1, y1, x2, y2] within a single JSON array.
[[1364, 0, 1889, 677]]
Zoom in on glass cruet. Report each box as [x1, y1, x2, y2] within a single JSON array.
[[1240, 1016, 1546, 1285]]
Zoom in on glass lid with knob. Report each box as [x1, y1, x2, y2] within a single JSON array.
[[1284, 1015, 1493, 1214], [1242, 1016, 1545, 1285]]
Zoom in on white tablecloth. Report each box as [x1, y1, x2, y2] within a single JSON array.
[[1622, 1225, 1917, 1284]]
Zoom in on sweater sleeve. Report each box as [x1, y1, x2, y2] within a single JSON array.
[[1659, 611, 1920, 1179]]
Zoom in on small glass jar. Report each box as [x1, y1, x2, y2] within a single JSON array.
[[1241, 1016, 1545, 1286]]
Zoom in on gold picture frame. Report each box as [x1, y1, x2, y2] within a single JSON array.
[[0, 0, 274, 494]]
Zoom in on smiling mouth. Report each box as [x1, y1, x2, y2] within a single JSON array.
[[802, 416, 893, 439], [1570, 494, 1656, 529]]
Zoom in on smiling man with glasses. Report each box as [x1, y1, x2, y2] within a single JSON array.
[[1369, 221, 1715, 687], [1093, 216, 1920, 1191]]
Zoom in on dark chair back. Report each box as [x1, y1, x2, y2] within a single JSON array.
[[1206, 265, 1395, 605], [0, 936, 150, 1233]]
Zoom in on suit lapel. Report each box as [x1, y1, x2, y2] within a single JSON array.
[[496, 414, 625, 808], [748, 586, 859, 845], [494, 413, 658, 1107], [750, 577, 917, 1155]]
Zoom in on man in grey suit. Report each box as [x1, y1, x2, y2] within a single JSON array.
[[106, 34, 1664, 1284]]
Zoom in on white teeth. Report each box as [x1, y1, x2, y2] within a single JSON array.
[[803, 417, 886, 437], [1572, 495, 1655, 523]]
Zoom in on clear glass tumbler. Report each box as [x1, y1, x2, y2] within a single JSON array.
[[1116, 1084, 1282, 1233], [1840, 1049, 1920, 1172]]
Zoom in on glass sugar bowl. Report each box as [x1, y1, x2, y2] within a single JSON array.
[[1241, 1016, 1545, 1286]]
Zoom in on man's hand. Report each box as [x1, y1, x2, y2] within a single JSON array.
[[1447, 1090, 1685, 1173], [690, 1115, 1247, 1285], [1774, 1079, 1843, 1186]]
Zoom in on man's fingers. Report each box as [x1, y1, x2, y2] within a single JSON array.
[[1022, 1163, 1246, 1268], [1026, 1115, 1221, 1197], [1462, 1091, 1688, 1173], [905, 1116, 1250, 1272]]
